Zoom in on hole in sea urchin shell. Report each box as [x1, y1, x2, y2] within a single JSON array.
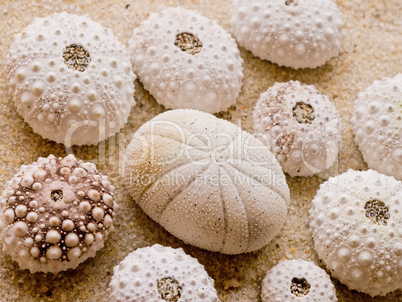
[[285, 0, 298, 6], [174, 32, 203, 55], [292, 102, 315, 124], [157, 277, 183, 301], [290, 277, 310, 297], [51, 190, 63, 202], [364, 199, 390, 226], [63, 44, 91, 72]]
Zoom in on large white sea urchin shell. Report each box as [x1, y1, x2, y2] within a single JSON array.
[[261, 259, 337, 302], [309, 169, 402, 296], [0, 154, 118, 273], [6, 12, 136, 146], [128, 7, 243, 113], [230, 0, 343, 69], [253, 81, 341, 177], [109, 244, 219, 302], [351, 74, 402, 180], [124, 109, 290, 254]]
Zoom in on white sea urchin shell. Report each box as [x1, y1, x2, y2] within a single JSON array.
[[261, 259, 337, 302], [350, 74, 402, 180], [124, 109, 290, 254], [109, 244, 219, 302], [6, 12, 136, 146], [230, 0, 343, 69], [309, 169, 402, 296], [128, 7, 243, 113], [0, 154, 118, 273], [253, 81, 341, 177]]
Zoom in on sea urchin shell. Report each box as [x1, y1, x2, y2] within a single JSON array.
[[109, 244, 219, 301], [124, 109, 290, 254], [253, 81, 341, 177], [309, 169, 402, 296], [0, 154, 118, 273], [128, 7, 243, 113], [6, 12, 136, 146], [261, 259, 337, 301], [350, 74, 402, 180], [230, 0, 343, 69]]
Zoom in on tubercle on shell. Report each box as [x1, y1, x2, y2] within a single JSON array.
[[0, 154, 118, 274]]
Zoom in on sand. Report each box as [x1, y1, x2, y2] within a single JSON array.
[[0, 0, 401, 301]]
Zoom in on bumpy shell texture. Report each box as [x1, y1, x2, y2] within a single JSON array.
[[351, 74, 402, 180], [253, 81, 341, 177], [0, 154, 118, 273], [309, 169, 402, 296], [128, 7, 243, 113], [230, 0, 343, 69], [109, 244, 219, 302], [261, 259, 337, 302], [6, 12, 136, 146], [124, 109, 290, 254]]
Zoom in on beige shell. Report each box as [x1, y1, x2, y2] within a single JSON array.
[[109, 244, 219, 301], [124, 109, 290, 254], [261, 259, 337, 301], [6, 12, 136, 146], [0, 154, 118, 273], [309, 169, 402, 296]]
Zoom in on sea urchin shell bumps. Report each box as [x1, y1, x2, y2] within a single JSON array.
[[253, 81, 341, 177], [230, 0, 343, 69], [309, 169, 402, 296], [6, 12, 136, 146], [351, 74, 402, 180], [261, 259, 337, 302], [124, 109, 290, 254], [128, 7, 243, 113], [109, 244, 219, 301], [0, 154, 118, 273]]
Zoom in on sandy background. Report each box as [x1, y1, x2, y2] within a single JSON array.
[[0, 0, 401, 301]]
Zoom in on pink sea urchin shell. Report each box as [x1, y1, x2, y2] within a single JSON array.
[[261, 259, 337, 301], [253, 81, 341, 177], [6, 12, 136, 146], [0, 154, 118, 273], [230, 0, 343, 69], [128, 7, 243, 113], [109, 244, 219, 302], [351, 74, 402, 180], [309, 169, 402, 296], [124, 109, 290, 254]]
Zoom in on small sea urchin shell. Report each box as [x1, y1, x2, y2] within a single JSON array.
[[230, 0, 343, 69], [0, 154, 118, 273], [309, 169, 402, 296], [6, 12, 136, 146], [124, 109, 290, 254], [351, 74, 402, 180], [128, 7, 243, 113], [253, 81, 341, 177], [109, 244, 219, 302], [261, 259, 337, 302]]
